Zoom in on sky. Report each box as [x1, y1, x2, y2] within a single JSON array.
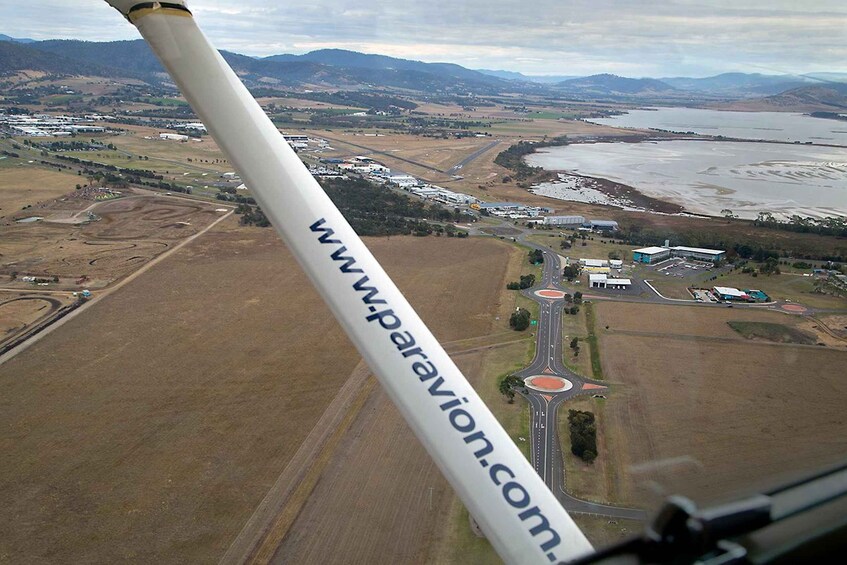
[[2, 0, 847, 77]]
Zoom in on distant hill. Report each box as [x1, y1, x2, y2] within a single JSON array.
[[264, 49, 513, 90], [476, 69, 528, 81], [760, 84, 847, 109], [717, 83, 847, 112], [0, 33, 36, 44], [556, 73, 677, 95], [660, 72, 812, 97], [18, 40, 518, 93], [31, 39, 166, 77], [0, 41, 127, 77]]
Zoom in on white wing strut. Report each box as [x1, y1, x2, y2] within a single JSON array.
[[102, 2, 592, 562]]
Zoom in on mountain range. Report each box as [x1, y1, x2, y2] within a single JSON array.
[[1, 34, 846, 105]]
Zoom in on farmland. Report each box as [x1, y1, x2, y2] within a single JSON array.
[[0, 160, 81, 215], [0, 222, 522, 564], [589, 301, 847, 511]]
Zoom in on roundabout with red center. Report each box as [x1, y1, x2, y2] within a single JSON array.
[[534, 289, 565, 299], [524, 375, 573, 393]]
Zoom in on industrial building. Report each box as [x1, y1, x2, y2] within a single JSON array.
[[388, 175, 418, 188], [633, 246, 671, 263], [589, 274, 632, 289], [0, 113, 106, 136], [543, 215, 585, 227], [713, 286, 752, 302], [670, 246, 726, 263], [587, 220, 619, 232]]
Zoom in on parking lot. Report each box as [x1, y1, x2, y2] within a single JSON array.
[[654, 257, 715, 279]]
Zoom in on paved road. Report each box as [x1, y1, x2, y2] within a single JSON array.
[[512, 235, 647, 520]]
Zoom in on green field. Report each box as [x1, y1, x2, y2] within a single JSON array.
[[527, 233, 633, 263]]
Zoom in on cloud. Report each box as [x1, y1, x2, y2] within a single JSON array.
[[1, 0, 845, 76]]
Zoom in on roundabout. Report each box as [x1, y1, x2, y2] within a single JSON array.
[[524, 375, 573, 393], [534, 289, 566, 299]]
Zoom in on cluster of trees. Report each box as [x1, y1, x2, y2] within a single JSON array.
[[493, 136, 568, 180], [568, 409, 597, 463], [754, 212, 847, 238], [217, 192, 255, 204], [562, 292, 583, 315], [498, 375, 526, 403], [569, 337, 580, 357], [527, 249, 544, 264], [506, 274, 536, 290], [318, 177, 453, 237], [509, 308, 532, 331], [619, 224, 845, 263], [235, 203, 270, 227], [759, 257, 781, 275], [27, 139, 115, 152]]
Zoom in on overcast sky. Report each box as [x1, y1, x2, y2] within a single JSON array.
[[3, 0, 846, 77]]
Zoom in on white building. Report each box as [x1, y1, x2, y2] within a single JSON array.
[[160, 133, 189, 141], [589, 273, 632, 289]]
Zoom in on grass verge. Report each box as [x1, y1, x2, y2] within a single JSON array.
[[584, 302, 604, 380]]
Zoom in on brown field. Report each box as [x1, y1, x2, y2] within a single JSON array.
[[1, 191, 225, 290], [817, 314, 847, 339], [0, 221, 519, 564], [0, 163, 82, 216], [593, 301, 847, 511]]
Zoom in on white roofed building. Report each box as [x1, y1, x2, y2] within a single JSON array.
[[633, 246, 671, 264]]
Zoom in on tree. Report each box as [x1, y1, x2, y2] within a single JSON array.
[[607, 250, 621, 260], [498, 375, 524, 403], [509, 308, 531, 331], [498, 377, 515, 403], [570, 337, 579, 350], [574, 291, 583, 304], [528, 249, 544, 264], [563, 264, 582, 281]]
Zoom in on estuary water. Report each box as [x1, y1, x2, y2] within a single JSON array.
[[587, 107, 847, 146], [526, 140, 847, 219]]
